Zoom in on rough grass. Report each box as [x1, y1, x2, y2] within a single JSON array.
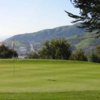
[[0, 59, 100, 100]]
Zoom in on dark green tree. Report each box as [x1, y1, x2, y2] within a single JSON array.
[[39, 39, 71, 59], [66, 0, 100, 37], [0, 45, 18, 58]]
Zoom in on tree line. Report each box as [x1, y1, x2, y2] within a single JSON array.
[[0, 45, 18, 58], [28, 38, 100, 63], [0, 39, 99, 63]]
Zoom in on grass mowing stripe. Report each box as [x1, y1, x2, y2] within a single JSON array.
[[0, 91, 100, 100], [0, 60, 100, 99]]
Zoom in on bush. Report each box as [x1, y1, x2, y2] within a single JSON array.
[[89, 53, 100, 63], [28, 52, 40, 59], [89, 46, 100, 63], [70, 49, 87, 61], [95, 46, 100, 58]]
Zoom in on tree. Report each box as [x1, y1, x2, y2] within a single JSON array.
[[0, 45, 18, 58], [70, 49, 87, 61], [39, 38, 71, 59], [65, 0, 100, 37]]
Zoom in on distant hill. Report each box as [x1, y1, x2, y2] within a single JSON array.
[[4, 24, 100, 55]]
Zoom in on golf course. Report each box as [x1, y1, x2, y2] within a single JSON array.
[[0, 59, 100, 100]]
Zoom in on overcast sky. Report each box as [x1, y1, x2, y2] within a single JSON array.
[[0, 0, 78, 41]]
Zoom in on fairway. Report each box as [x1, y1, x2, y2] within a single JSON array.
[[0, 60, 100, 100]]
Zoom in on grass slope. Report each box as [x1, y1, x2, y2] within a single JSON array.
[[0, 60, 100, 100]]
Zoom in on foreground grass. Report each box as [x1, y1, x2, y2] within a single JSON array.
[[0, 59, 100, 99], [0, 91, 100, 100]]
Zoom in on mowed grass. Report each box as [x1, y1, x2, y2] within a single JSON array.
[[0, 59, 100, 100]]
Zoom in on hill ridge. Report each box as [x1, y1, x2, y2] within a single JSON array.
[[4, 23, 100, 55]]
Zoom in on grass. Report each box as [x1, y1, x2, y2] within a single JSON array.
[[0, 91, 100, 100], [0, 59, 100, 100]]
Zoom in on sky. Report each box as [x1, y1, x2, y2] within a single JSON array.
[[0, 0, 78, 41]]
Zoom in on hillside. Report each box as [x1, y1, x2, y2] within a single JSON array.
[[4, 24, 100, 55]]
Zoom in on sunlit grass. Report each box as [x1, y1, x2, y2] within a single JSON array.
[[0, 59, 100, 100]]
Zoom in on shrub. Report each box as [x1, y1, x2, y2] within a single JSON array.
[[28, 52, 40, 59], [70, 49, 87, 61], [89, 53, 100, 63]]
